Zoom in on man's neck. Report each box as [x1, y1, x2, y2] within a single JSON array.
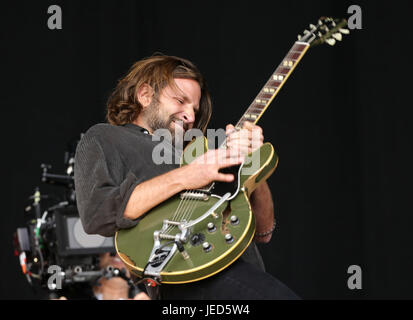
[[133, 118, 153, 134]]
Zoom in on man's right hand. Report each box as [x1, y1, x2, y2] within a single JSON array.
[[179, 148, 244, 190]]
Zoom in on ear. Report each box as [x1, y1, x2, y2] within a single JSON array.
[[136, 84, 154, 108]]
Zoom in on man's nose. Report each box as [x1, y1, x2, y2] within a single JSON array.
[[178, 108, 195, 125]]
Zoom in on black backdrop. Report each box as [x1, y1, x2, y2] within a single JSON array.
[[1, 0, 412, 299]]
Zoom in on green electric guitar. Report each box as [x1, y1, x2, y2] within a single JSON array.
[[115, 17, 349, 284]]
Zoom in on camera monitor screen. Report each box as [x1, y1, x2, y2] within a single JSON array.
[[55, 206, 115, 256]]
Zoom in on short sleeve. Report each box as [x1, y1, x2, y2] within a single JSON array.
[[74, 133, 142, 237]]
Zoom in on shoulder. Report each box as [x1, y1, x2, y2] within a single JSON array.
[[75, 124, 126, 168], [80, 123, 132, 145], [83, 123, 124, 138], [76, 123, 123, 155]]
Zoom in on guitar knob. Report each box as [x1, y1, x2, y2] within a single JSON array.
[[230, 215, 239, 225], [202, 242, 212, 252], [225, 233, 234, 244], [207, 222, 216, 232]]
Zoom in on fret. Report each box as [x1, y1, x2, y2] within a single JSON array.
[[268, 81, 281, 88], [246, 108, 263, 114], [286, 52, 301, 60], [276, 67, 290, 75], [258, 93, 273, 100], [289, 49, 306, 55], [292, 43, 307, 51], [289, 48, 303, 53], [247, 107, 265, 113], [248, 103, 265, 109]]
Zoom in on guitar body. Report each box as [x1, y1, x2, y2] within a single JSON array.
[[115, 136, 278, 284]]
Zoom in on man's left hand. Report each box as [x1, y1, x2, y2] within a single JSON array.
[[225, 121, 264, 157]]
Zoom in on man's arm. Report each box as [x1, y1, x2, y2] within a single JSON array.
[[123, 166, 188, 220], [123, 148, 244, 220], [250, 181, 275, 243]]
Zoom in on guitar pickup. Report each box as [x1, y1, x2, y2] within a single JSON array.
[[180, 191, 209, 201]]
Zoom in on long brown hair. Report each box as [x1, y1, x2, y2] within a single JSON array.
[[106, 54, 212, 133]]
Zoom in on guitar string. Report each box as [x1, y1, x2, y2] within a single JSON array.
[[167, 192, 200, 234], [165, 191, 203, 236], [165, 191, 198, 235], [164, 193, 192, 235], [179, 191, 202, 226], [168, 195, 187, 225], [176, 193, 198, 225]]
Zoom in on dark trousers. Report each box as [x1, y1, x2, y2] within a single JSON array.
[[156, 260, 300, 300]]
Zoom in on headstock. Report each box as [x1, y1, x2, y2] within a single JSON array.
[[297, 17, 349, 47]]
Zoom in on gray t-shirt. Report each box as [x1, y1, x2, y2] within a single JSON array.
[[74, 123, 265, 271]]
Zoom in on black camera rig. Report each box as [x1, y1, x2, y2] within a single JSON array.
[[13, 136, 140, 299]]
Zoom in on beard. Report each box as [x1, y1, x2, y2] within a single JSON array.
[[142, 99, 188, 149]]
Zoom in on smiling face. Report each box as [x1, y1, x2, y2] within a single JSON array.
[[137, 78, 201, 141]]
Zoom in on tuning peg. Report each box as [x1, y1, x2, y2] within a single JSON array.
[[318, 19, 323, 25], [332, 33, 342, 41], [303, 30, 310, 34], [297, 35, 302, 40], [339, 28, 350, 34], [325, 38, 336, 46], [309, 24, 316, 30], [331, 20, 336, 27], [317, 31, 323, 38]]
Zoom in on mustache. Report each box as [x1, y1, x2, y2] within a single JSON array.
[[170, 118, 189, 131]]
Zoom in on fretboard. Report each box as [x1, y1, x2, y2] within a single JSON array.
[[219, 41, 310, 149], [236, 41, 310, 127]]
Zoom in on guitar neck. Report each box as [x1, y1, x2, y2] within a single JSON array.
[[235, 41, 310, 129]]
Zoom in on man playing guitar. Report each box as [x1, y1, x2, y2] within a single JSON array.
[[74, 54, 298, 299]]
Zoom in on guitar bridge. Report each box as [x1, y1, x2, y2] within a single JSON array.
[[143, 220, 190, 280]]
